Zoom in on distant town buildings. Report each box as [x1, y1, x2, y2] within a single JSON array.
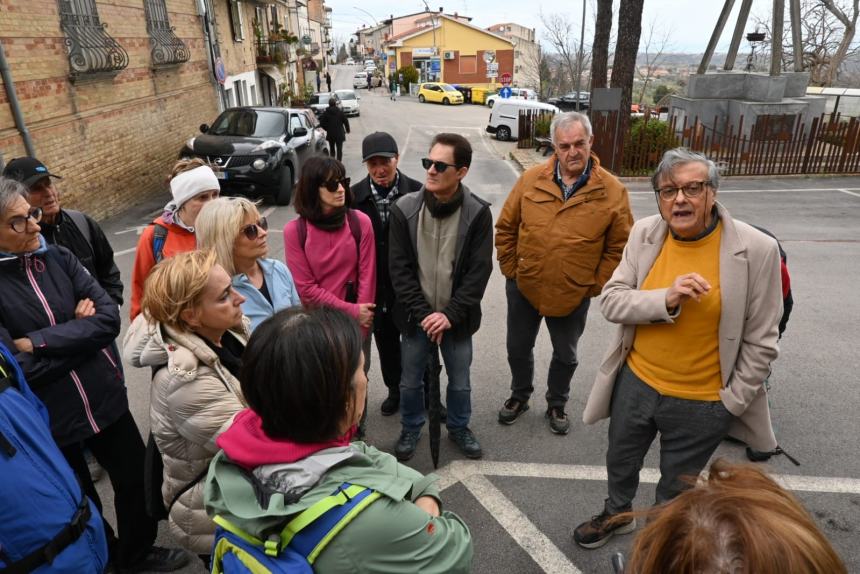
[[487, 23, 540, 90]]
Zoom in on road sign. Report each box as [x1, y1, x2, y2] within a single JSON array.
[[500, 86, 512, 99], [486, 62, 499, 78], [214, 57, 226, 85], [500, 72, 512, 86]]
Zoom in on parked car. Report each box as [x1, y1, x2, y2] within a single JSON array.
[[353, 72, 369, 89], [308, 92, 340, 116], [180, 107, 329, 205], [486, 99, 559, 141], [345, 58, 355, 65], [334, 89, 361, 116], [364, 59, 375, 68], [486, 87, 538, 108], [547, 91, 590, 110], [418, 82, 465, 105]]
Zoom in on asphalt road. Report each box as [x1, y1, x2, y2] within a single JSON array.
[[94, 65, 860, 572]]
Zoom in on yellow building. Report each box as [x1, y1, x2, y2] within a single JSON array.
[[387, 14, 514, 88]]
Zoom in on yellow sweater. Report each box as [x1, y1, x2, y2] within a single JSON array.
[[627, 223, 723, 401]]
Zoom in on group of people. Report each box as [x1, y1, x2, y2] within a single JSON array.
[[0, 108, 847, 573]]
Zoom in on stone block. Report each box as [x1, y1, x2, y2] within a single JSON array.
[[744, 74, 786, 102], [782, 71, 811, 98]]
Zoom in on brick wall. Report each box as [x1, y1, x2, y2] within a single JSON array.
[[443, 49, 514, 86], [0, 0, 221, 221]]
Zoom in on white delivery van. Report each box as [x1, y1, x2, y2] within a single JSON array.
[[486, 99, 560, 141]]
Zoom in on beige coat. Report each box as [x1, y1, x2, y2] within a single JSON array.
[[495, 154, 633, 317], [582, 203, 782, 451], [123, 315, 249, 554]]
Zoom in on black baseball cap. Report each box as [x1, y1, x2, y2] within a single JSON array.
[[2, 157, 62, 188], [362, 132, 399, 162]]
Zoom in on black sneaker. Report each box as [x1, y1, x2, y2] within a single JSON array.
[[498, 398, 529, 425], [120, 546, 190, 573], [381, 393, 399, 416], [394, 430, 421, 461], [573, 511, 636, 549], [546, 407, 570, 435], [448, 427, 483, 459]]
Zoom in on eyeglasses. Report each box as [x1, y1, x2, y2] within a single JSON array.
[[654, 181, 712, 201], [322, 177, 350, 193], [421, 158, 458, 173], [240, 216, 268, 240], [8, 207, 43, 233]]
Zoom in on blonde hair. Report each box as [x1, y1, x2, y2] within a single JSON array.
[[168, 157, 209, 183], [625, 459, 847, 574], [141, 250, 218, 331], [195, 197, 261, 276]]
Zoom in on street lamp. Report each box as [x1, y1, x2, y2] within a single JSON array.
[[353, 7, 378, 26]]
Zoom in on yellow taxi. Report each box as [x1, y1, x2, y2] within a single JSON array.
[[417, 82, 464, 105]]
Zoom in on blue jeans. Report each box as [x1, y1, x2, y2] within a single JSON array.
[[400, 330, 473, 432]]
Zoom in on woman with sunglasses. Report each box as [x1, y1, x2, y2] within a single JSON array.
[[285, 156, 376, 436], [123, 250, 248, 568], [0, 177, 189, 572], [196, 197, 300, 331]]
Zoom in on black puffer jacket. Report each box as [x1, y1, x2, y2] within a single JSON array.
[[39, 209, 124, 306], [0, 240, 127, 447]]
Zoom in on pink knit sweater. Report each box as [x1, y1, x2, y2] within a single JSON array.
[[284, 211, 376, 329]]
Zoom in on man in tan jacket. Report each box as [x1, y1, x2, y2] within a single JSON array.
[[495, 112, 632, 435], [573, 148, 783, 550]]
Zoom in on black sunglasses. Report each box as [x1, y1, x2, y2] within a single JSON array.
[[421, 158, 459, 173], [240, 217, 268, 240], [322, 177, 350, 193]]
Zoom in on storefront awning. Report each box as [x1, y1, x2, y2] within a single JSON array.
[[258, 66, 284, 85]]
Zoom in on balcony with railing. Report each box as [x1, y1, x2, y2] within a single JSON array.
[[58, 0, 129, 79], [256, 40, 291, 66], [145, 0, 189, 68]]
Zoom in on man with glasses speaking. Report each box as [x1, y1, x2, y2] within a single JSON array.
[[573, 148, 783, 549], [388, 133, 493, 462], [495, 111, 632, 435]]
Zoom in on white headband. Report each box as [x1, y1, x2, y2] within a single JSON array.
[[170, 165, 220, 209]]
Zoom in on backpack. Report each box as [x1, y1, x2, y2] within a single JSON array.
[[152, 222, 169, 264], [0, 343, 108, 573], [210, 482, 379, 574], [297, 211, 362, 302], [65, 210, 93, 249], [751, 225, 793, 336]]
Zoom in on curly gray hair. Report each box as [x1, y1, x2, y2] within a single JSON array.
[[0, 176, 29, 217]]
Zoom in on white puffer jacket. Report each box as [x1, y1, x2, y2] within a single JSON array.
[[123, 315, 249, 554]]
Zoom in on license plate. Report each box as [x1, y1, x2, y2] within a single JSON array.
[[215, 171, 228, 180]]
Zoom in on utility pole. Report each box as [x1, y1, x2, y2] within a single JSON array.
[[421, 1, 439, 81]]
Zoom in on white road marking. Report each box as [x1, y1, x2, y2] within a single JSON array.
[[436, 459, 860, 495], [261, 206, 276, 218], [114, 226, 147, 236], [838, 188, 860, 198], [435, 459, 860, 573], [461, 474, 581, 574], [114, 247, 136, 256]]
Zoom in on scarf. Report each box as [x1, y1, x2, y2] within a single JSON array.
[[423, 187, 464, 219], [312, 206, 347, 231]]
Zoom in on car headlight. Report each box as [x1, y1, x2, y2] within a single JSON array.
[[185, 137, 195, 149], [252, 158, 267, 171], [251, 140, 283, 153]]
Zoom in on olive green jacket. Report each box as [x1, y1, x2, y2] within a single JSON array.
[[204, 442, 473, 572]]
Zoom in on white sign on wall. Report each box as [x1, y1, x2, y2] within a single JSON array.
[[412, 48, 435, 57]]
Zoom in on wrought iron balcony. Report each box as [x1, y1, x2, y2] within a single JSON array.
[[145, 0, 190, 67], [256, 40, 291, 65], [57, 0, 129, 79]]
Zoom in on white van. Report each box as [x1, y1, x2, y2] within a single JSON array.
[[486, 100, 559, 141]]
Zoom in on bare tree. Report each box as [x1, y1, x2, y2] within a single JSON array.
[[521, 42, 553, 99], [591, 0, 613, 90], [635, 19, 672, 105], [540, 11, 592, 98], [755, 0, 859, 85]]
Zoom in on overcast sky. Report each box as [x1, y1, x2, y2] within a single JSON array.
[[326, 0, 770, 54]]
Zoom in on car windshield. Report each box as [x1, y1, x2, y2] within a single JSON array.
[[442, 85, 458, 92], [355, 74, 366, 79], [209, 110, 285, 137], [336, 90, 356, 100]]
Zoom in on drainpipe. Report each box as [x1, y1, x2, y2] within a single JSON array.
[[0, 40, 36, 161]]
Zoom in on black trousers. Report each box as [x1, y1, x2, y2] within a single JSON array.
[[61, 410, 158, 568], [372, 309, 403, 396], [328, 138, 343, 161]]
